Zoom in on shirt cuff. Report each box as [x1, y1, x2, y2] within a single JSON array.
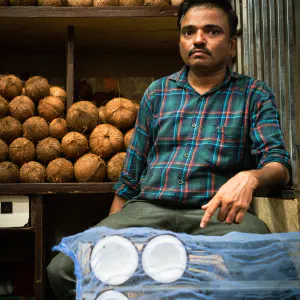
[[113, 172, 140, 200]]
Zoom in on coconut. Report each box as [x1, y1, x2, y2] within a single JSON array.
[[46, 158, 74, 183], [98, 106, 107, 124], [89, 124, 124, 159], [67, 0, 91, 6], [119, 0, 143, 5], [0, 139, 8, 162], [61, 132, 88, 159], [38, 96, 65, 122], [9, 137, 35, 165], [144, 0, 169, 5], [49, 86, 67, 104], [0, 116, 22, 144], [91, 92, 110, 107], [23, 116, 49, 143], [66, 101, 99, 133], [9, 0, 37, 4], [94, 0, 118, 6], [107, 152, 126, 182], [24, 76, 50, 102], [124, 128, 134, 148], [49, 118, 68, 139], [105, 97, 137, 131], [74, 153, 106, 182], [0, 95, 9, 117], [0, 75, 23, 100], [0, 162, 19, 183], [36, 137, 62, 164], [75, 80, 93, 100], [170, 0, 182, 5], [131, 99, 140, 111], [9, 95, 35, 122], [38, 0, 66, 5], [20, 161, 46, 183]]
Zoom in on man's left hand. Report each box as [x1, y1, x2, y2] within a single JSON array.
[[200, 171, 258, 228]]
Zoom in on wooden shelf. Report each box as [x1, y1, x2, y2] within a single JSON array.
[[0, 182, 115, 194]]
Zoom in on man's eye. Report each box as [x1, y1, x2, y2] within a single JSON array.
[[183, 30, 193, 36], [209, 30, 220, 35]]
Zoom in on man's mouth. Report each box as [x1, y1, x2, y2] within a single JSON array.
[[189, 49, 210, 57]]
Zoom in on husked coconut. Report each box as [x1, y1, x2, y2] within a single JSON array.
[[9, 137, 35, 165], [9, 0, 37, 4], [94, 0, 118, 6], [38, 96, 65, 122], [74, 80, 93, 100], [0, 116, 22, 144], [170, 0, 182, 5], [46, 158, 74, 183], [91, 92, 110, 107], [89, 124, 124, 159], [0, 75, 23, 100], [49, 86, 67, 104], [119, 0, 143, 5], [61, 132, 88, 159], [24, 76, 50, 102], [20, 161, 46, 183], [9, 95, 35, 122], [0, 95, 9, 117], [36, 137, 62, 164], [131, 99, 140, 111], [124, 128, 134, 148], [67, 0, 91, 6], [0, 139, 8, 162], [67, 101, 98, 133], [49, 118, 68, 139], [98, 106, 107, 124], [107, 152, 126, 182], [106, 98, 137, 131], [38, 0, 66, 5], [23, 116, 49, 142], [144, 0, 169, 5], [74, 153, 106, 182], [0, 162, 19, 183]]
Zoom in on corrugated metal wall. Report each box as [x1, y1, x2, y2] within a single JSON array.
[[232, 0, 300, 186]]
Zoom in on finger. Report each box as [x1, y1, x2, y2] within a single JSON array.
[[234, 208, 246, 224], [200, 198, 221, 228], [217, 202, 232, 222], [225, 205, 240, 224]]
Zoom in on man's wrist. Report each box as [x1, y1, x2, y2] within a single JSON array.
[[242, 170, 259, 190]]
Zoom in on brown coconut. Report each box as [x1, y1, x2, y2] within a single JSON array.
[[0, 139, 8, 162], [24, 76, 50, 102], [89, 124, 124, 159], [9, 95, 35, 122], [0, 162, 19, 183], [49, 86, 67, 104], [38, 0, 66, 5], [9, 137, 35, 165], [0, 95, 9, 117], [74, 153, 106, 182], [61, 132, 88, 159], [98, 106, 107, 124], [105, 98, 137, 131], [0, 75, 23, 100], [0, 116, 22, 144], [67, 0, 91, 6], [46, 158, 74, 183], [131, 99, 140, 111], [67, 101, 99, 133], [23, 116, 49, 143], [107, 152, 126, 182], [75, 80, 93, 100], [20, 161, 46, 183], [144, 0, 169, 5], [36, 137, 62, 164], [170, 0, 182, 5], [94, 0, 118, 6], [49, 118, 68, 139], [91, 92, 110, 107], [9, 0, 37, 4], [124, 128, 134, 148], [119, 0, 143, 5], [38, 96, 65, 122]]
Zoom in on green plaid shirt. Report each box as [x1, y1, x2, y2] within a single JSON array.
[[113, 66, 291, 206]]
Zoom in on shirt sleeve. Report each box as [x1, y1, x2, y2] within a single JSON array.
[[249, 82, 292, 178], [113, 86, 154, 200]]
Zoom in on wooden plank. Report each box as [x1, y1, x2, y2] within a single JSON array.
[[66, 25, 74, 110], [0, 183, 115, 194]]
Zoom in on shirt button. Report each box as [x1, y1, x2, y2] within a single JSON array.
[[177, 179, 184, 185], [184, 153, 189, 158], [191, 123, 196, 128]]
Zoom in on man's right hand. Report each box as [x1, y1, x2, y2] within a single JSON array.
[[109, 194, 126, 215]]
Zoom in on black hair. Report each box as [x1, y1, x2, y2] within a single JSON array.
[[177, 0, 238, 38]]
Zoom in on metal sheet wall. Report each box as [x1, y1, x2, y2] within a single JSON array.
[[233, 0, 300, 186]]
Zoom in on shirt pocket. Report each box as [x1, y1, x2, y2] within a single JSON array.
[[215, 126, 246, 168]]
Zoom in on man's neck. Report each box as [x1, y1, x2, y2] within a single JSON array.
[[187, 66, 228, 95]]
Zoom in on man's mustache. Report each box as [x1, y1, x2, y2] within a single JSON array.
[[188, 47, 211, 57]]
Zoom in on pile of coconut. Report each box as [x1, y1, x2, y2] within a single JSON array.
[[0, 74, 139, 184]]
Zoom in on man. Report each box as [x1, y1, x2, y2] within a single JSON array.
[[47, 0, 291, 298]]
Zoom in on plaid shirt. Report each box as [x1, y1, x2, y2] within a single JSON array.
[[113, 65, 291, 206]]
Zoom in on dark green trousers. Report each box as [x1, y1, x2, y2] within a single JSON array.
[[47, 200, 270, 300]]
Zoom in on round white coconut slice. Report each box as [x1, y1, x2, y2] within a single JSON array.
[[96, 290, 128, 300], [142, 235, 187, 283], [91, 235, 138, 285]]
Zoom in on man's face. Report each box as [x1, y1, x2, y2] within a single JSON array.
[[179, 6, 236, 72]]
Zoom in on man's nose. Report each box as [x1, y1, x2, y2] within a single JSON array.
[[194, 30, 206, 45]]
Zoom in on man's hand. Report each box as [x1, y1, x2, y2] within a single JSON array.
[[109, 194, 126, 215], [200, 171, 258, 228]]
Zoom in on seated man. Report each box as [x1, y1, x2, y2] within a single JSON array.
[[47, 0, 291, 299]]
